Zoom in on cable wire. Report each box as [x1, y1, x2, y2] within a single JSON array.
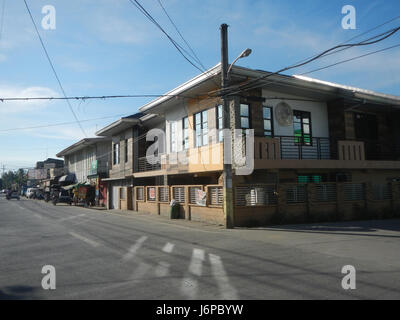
[[127, 0, 204, 73], [23, 0, 87, 137], [220, 25, 400, 97]]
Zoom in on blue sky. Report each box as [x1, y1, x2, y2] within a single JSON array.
[[0, 0, 399, 170]]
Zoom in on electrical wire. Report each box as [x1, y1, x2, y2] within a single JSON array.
[[156, 0, 205, 71], [127, 0, 204, 73], [0, 93, 203, 102], [291, 15, 400, 67], [220, 25, 400, 97], [226, 42, 400, 96], [0, 113, 133, 133], [23, 0, 87, 137], [298, 43, 400, 76]]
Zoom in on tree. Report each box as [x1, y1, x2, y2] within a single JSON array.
[[0, 169, 28, 190]]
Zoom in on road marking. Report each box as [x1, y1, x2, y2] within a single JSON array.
[[59, 213, 86, 222], [162, 242, 175, 253], [33, 214, 42, 219], [209, 253, 238, 299], [189, 248, 205, 276], [123, 236, 148, 262], [180, 248, 205, 299], [69, 232, 100, 248]]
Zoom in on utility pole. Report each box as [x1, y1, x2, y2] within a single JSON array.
[[221, 23, 234, 229]]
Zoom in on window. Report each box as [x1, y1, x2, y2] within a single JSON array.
[[113, 142, 120, 165], [293, 110, 312, 145], [170, 121, 177, 152], [216, 105, 223, 142], [263, 106, 273, 136], [194, 110, 208, 147], [182, 117, 189, 149], [240, 104, 250, 129], [354, 113, 378, 140], [124, 139, 128, 163]]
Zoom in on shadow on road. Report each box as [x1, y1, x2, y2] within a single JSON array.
[[246, 219, 400, 238], [0, 285, 37, 300]]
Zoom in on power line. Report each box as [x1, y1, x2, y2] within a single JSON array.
[[23, 0, 87, 137], [156, 0, 205, 70], [127, 0, 204, 73], [0, 113, 132, 133], [291, 15, 400, 67], [0, 93, 201, 102], [298, 43, 400, 76], [219, 25, 400, 97]]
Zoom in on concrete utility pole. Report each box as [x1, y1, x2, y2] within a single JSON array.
[[221, 23, 234, 229]]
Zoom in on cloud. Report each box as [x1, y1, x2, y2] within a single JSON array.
[[92, 14, 151, 45], [29, 125, 98, 141], [61, 59, 94, 73], [0, 85, 59, 114]]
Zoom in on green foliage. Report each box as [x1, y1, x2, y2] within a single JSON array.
[[0, 169, 28, 190]]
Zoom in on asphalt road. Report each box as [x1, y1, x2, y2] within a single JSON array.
[[0, 193, 399, 300]]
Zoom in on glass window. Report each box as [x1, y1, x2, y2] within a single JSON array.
[[182, 117, 189, 149], [293, 110, 312, 146], [240, 104, 250, 130], [125, 140, 128, 163], [194, 110, 209, 147], [113, 142, 120, 165], [170, 121, 177, 152], [263, 106, 273, 136], [202, 110, 208, 146], [216, 105, 223, 142]]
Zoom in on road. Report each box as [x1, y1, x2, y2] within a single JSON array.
[[0, 193, 400, 300]]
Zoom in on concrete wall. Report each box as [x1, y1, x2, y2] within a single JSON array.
[[262, 89, 329, 138]]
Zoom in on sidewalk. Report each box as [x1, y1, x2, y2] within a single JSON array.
[[102, 208, 227, 232]]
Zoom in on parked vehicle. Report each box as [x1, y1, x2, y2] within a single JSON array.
[[52, 189, 72, 206], [26, 188, 38, 199], [6, 191, 20, 200]]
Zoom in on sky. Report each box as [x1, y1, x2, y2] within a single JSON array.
[[0, 0, 400, 171]]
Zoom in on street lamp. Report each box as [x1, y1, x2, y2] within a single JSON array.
[[227, 48, 252, 76]]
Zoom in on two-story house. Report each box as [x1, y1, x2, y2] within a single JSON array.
[[56, 137, 112, 207], [97, 64, 400, 226]]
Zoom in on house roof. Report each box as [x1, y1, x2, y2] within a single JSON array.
[[56, 137, 111, 158], [95, 112, 156, 137], [137, 64, 400, 114]]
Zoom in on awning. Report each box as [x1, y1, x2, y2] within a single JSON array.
[[59, 174, 76, 183]]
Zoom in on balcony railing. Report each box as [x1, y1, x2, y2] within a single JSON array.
[[138, 156, 161, 172], [136, 136, 400, 173], [278, 136, 331, 160]]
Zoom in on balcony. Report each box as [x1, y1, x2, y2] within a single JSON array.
[[136, 144, 223, 175], [138, 156, 161, 172], [252, 136, 400, 170], [135, 137, 400, 174]]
